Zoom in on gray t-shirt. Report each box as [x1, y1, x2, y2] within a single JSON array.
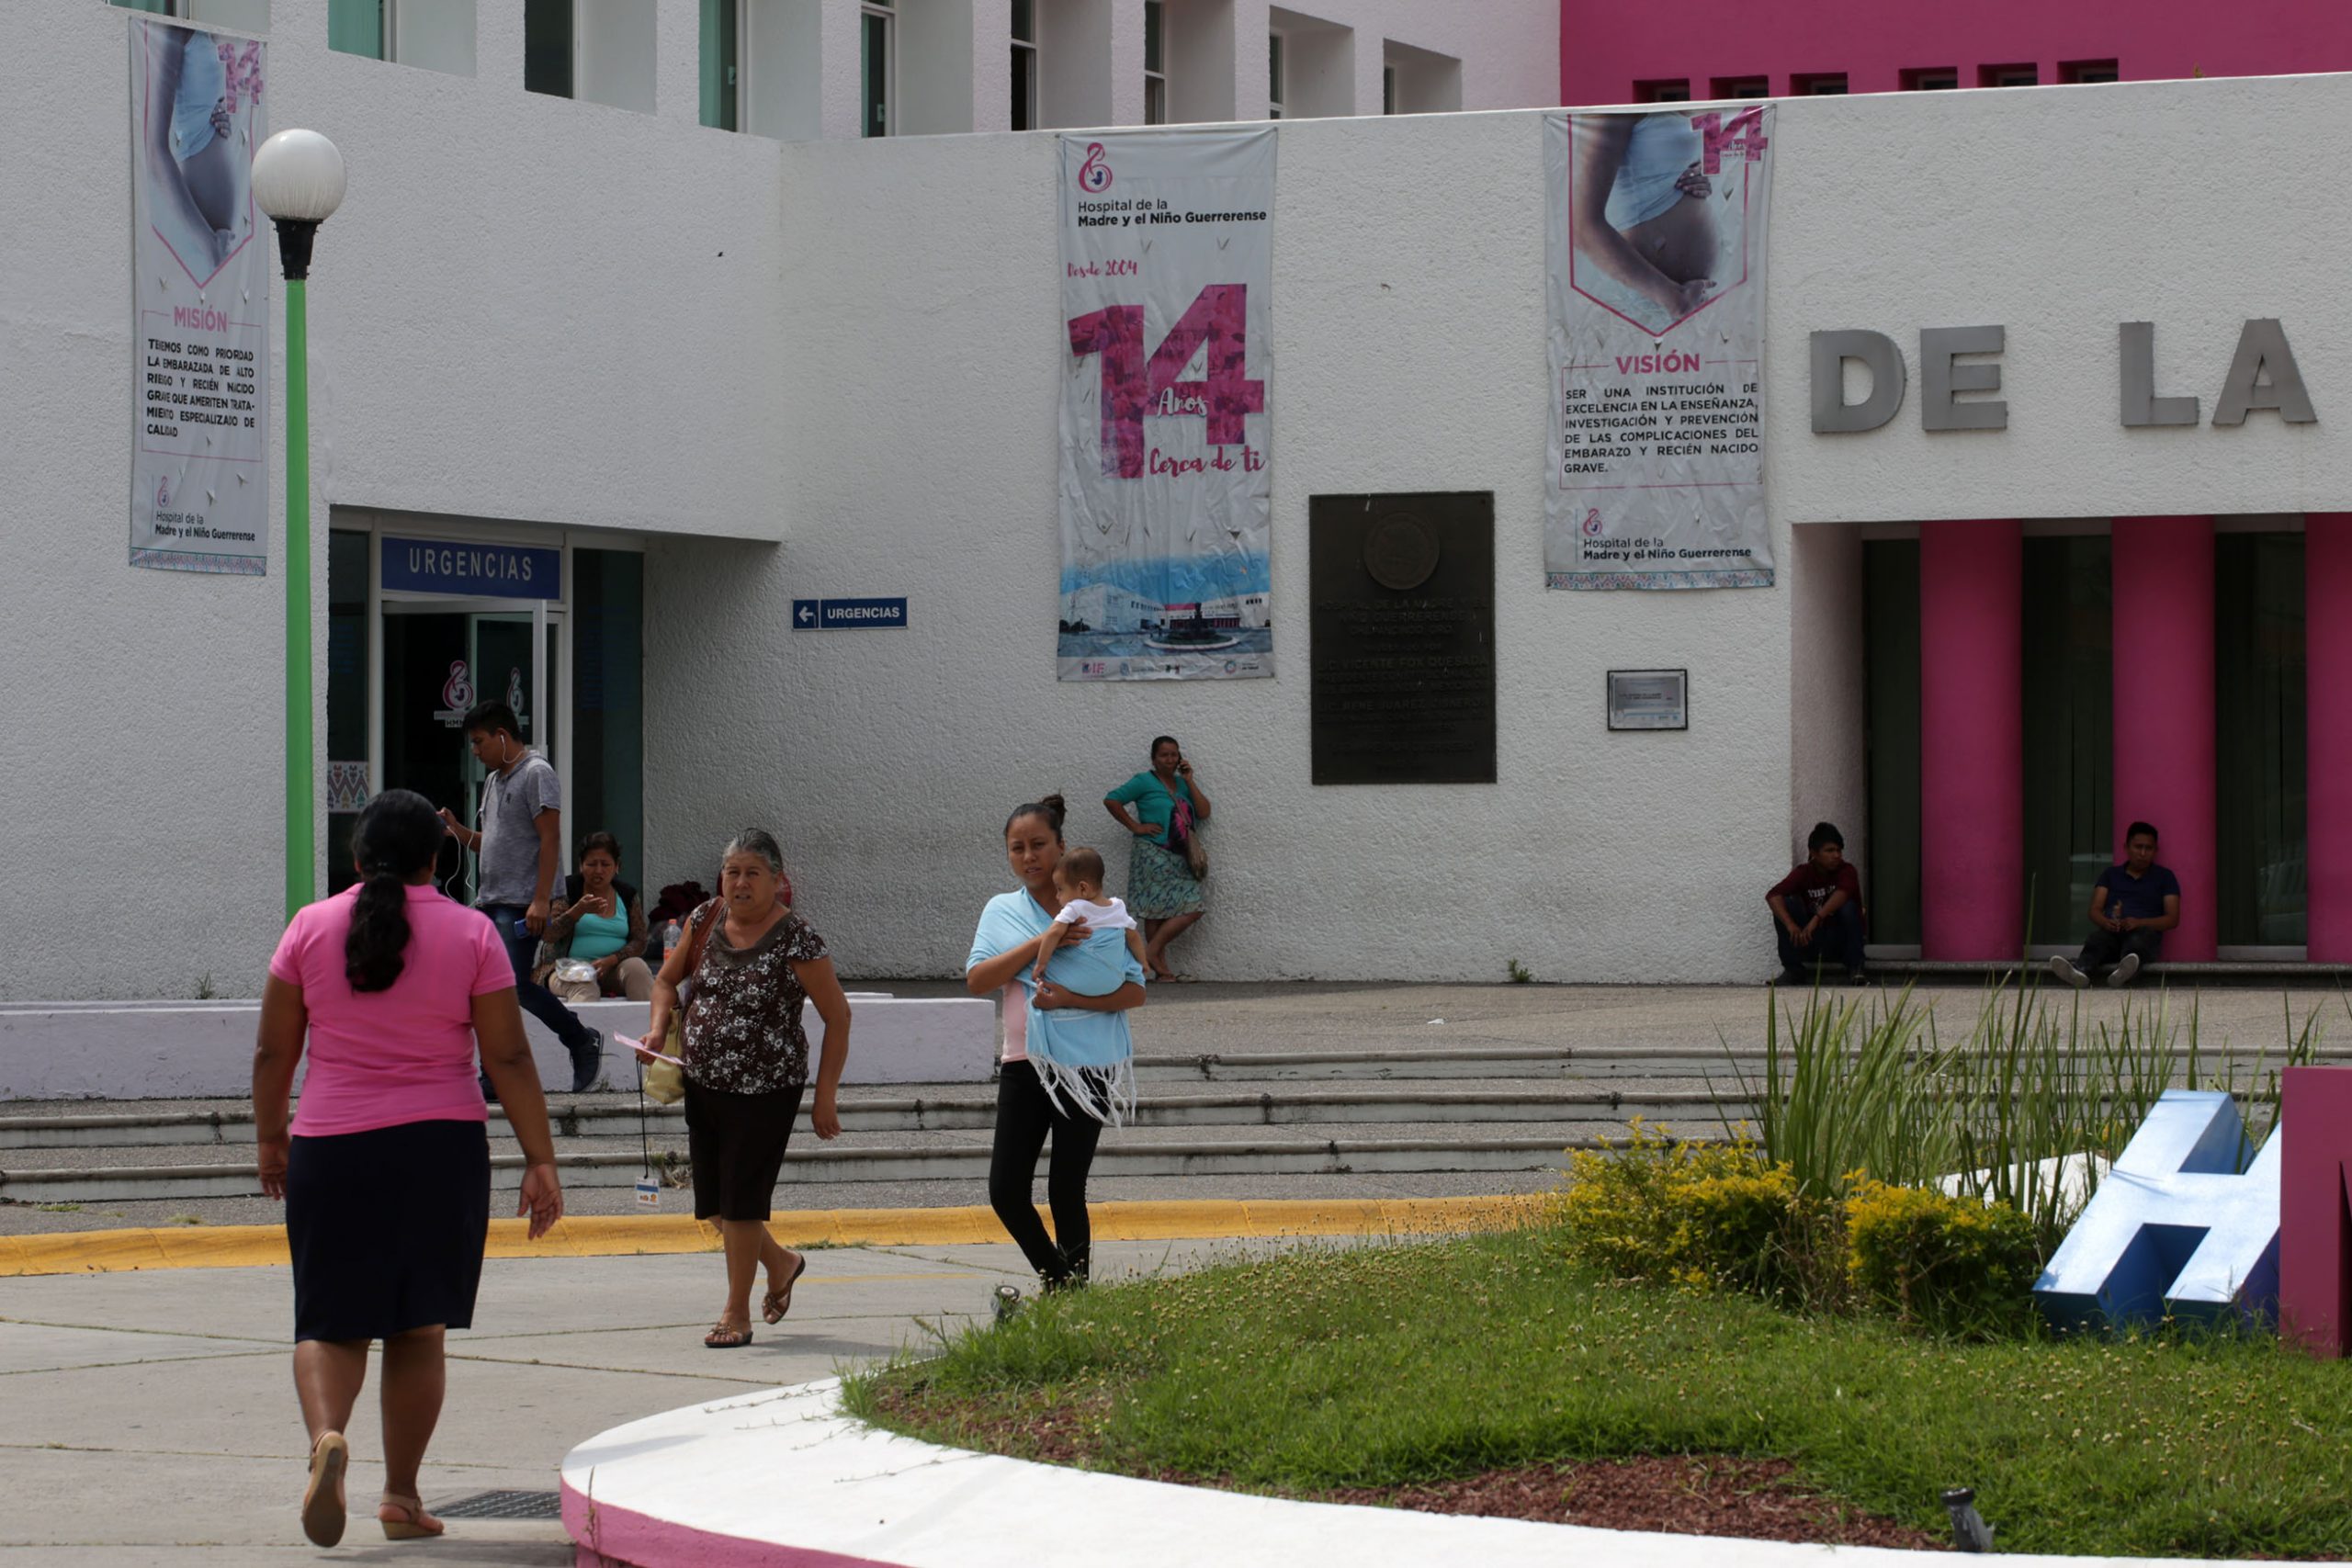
[[477, 751, 560, 908]]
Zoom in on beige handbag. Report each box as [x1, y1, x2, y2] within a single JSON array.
[[641, 905, 720, 1106]]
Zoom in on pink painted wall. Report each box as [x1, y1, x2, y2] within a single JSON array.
[[2278, 1066, 2352, 1359], [1559, 0, 2352, 106], [2111, 517, 2217, 962], [1919, 520, 2023, 960], [2308, 516, 2352, 962]]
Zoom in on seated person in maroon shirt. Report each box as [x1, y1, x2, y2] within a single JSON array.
[[1768, 821, 1866, 985], [2047, 821, 2180, 990]]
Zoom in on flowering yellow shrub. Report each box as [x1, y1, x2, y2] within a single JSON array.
[[1559, 1127, 2044, 1334], [1844, 1179, 2042, 1338]]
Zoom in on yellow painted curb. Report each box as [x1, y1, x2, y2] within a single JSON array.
[[0, 1195, 1553, 1279]]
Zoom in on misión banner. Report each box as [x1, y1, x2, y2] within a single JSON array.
[[129, 15, 269, 576], [1544, 106, 1774, 590], [1057, 128, 1274, 681]]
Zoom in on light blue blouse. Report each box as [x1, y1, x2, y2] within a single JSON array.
[[966, 889, 1147, 1066]]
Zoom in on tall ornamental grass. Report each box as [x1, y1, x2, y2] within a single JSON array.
[[1724, 977, 2321, 1252]]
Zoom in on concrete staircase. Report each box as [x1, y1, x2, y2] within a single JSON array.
[[4, 1038, 2335, 1205]]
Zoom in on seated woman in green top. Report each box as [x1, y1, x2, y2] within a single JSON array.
[[1103, 736, 1212, 981], [540, 833, 653, 1001]]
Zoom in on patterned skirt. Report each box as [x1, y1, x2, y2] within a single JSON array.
[[1126, 836, 1204, 919]]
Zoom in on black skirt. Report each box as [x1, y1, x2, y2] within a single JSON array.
[[286, 1119, 491, 1343], [683, 1077, 805, 1222]]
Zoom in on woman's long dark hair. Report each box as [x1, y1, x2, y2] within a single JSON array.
[[346, 789, 444, 993]]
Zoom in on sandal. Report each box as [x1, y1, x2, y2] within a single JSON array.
[[704, 1320, 754, 1349], [300, 1429, 348, 1548], [379, 1491, 445, 1541], [762, 1253, 808, 1325]]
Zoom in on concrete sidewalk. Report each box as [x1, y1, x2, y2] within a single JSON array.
[[0, 1235, 1277, 1564]]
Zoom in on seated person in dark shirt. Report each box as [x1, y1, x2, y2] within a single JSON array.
[[1768, 821, 1866, 985], [2047, 821, 2180, 989]]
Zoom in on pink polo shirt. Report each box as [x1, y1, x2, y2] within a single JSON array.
[[270, 884, 514, 1137]]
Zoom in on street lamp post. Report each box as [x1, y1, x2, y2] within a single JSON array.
[[252, 130, 346, 922]]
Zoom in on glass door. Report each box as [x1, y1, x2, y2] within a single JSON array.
[[379, 601, 563, 905]]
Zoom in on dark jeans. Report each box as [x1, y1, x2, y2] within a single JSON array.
[[480, 901, 594, 1052], [988, 1059, 1105, 1285], [1773, 897, 1865, 976], [2075, 925, 2163, 979]]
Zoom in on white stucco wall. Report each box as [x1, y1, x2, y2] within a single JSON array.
[[9, 3, 2352, 998], [2, 0, 787, 999], [648, 73, 2352, 986]]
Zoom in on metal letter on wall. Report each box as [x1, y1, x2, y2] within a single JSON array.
[[2211, 318, 2319, 426], [2118, 321, 2199, 427], [1919, 325, 2007, 432], [129, 17, 271, 575], [1544, 107, 1776, 590], [1309, 492, 1496, 785], [2034, 1090, 2280, 1332], [1809, 330, 1905, 434]]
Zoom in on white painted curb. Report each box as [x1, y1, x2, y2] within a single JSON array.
[[560, 1379, 2217, 1568]]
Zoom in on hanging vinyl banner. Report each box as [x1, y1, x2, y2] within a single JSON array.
[[1544, 107, 1774, 590], [1057, 128, 1274, 681], [129, 15, 270, 575]]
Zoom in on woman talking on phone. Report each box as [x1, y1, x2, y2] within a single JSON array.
[[253, 789, 564, 1548], [1103, 736, 1211, 981]]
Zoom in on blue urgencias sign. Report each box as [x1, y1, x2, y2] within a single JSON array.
[[2035, 1090, 2282, 1331], [381, 536, 561, 600], [791, 597, 908, 630]]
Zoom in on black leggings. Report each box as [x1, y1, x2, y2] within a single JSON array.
[[988, 1059, 1106, 1284]]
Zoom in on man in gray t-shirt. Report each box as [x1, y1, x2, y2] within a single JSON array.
[[439, 701, 603, 1094]]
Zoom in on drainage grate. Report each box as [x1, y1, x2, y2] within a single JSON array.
[[432, 1489, 565, 1521]]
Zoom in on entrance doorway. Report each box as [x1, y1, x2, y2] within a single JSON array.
[[381, 604, 561, 903], [324, 524, 645, 903]]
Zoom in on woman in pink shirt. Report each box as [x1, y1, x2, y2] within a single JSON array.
[[253, 789, 564, 1548]]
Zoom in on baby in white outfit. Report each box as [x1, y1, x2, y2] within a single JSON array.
[[1033, 847, 1150, 981]]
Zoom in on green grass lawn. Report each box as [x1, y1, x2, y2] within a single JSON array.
[[845, 1226, 2351, 1559]]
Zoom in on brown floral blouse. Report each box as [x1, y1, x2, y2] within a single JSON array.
[[680, 900, 830, 1093]]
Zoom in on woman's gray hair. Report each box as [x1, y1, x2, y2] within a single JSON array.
[[721, 828, 784, 874]]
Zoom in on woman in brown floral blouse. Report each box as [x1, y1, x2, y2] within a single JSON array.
[[645, 829, 850, 1348]]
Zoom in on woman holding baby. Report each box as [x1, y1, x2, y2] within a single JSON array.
[[965, 794, 1148, 1290]]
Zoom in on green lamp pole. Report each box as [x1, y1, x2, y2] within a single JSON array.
[[252, 130, 346, 921]]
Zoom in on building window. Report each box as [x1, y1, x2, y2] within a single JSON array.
[[330, 0, 475, 75], [1012, 0, 1037, 130], [1143, 0, 1166, 124], [1633, 78, 1690, 104], [1901, 66, 1959, 91], [1268, 31, 1283, 119], [2061, 58, 2120, 84], [524, 0, 571, 96], [329, 0, 382, 57], [1711, 75, 1769, 99], [701, 0, 739, 130], [115, 0, 271, 27], [1982, 62, 2038, 87], [1382, 63, 1396, 114], [863, 0, 893, 137], [1792, 72, 1847, 96]]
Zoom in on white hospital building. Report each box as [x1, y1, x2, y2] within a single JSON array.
[[9, 0, 2352, 999]]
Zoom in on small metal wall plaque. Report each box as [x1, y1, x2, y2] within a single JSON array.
[[1607, 668, 1688, 731]]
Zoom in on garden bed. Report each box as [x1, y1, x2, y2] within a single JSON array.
[[845, 1227, 2350, 1560]]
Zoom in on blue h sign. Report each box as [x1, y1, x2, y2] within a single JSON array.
[[2035, 1090, 2282, 1331]]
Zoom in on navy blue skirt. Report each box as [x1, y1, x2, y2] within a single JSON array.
[[286, 1119, 491, 1343]]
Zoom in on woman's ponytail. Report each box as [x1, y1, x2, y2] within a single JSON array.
[[344, 790, 444, 993]]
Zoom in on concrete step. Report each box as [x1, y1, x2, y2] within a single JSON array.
[[0, 1082, 1733, 1151], [0, 1119, 1725, 1203]]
